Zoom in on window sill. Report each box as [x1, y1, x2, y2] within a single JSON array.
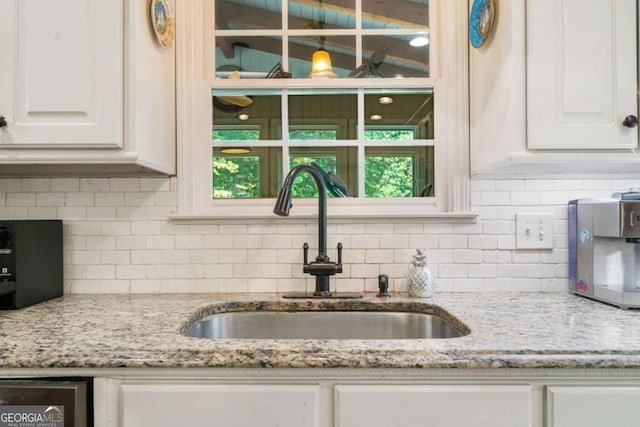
[[170, 198, 478, 222]]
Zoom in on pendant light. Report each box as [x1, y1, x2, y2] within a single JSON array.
[[309, 0, 337, 78], [310, 49, 337, 78]]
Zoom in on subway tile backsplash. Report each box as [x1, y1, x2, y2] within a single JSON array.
[[0, 177, 630, 294]]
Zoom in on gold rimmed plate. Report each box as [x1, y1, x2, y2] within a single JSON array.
[[151, 0, 175, 48]]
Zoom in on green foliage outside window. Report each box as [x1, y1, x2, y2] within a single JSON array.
[[213, 130, 260, 140], [213, 156, 259, 198], [212, 129, 260, 198], [212, 129, 427, 199], [289, 129, 337, 140], [364, 129, 415, 140], [365, 156, 413, 197], [289, 156, 337, 198]]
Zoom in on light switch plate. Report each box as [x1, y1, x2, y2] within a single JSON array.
[[515, 213, 553, 249]]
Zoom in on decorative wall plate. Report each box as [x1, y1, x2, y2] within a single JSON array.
[[151, 0, 175, 48], [469, 0, 495, 48]]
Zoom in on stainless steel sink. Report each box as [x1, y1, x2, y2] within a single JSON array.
[[183, 311, 467, 339]]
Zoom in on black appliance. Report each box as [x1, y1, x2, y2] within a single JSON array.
[[0, 220, 63, 308], [0, 378, 92, 427]]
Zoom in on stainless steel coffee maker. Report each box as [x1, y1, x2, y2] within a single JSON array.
[[569, 192, 640, 308]]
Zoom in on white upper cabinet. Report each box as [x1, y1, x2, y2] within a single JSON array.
[[0, 0, 122, 147], [470, 0, 639, 177], [0, 0, 176, 175], [527, 0, 638, 149]]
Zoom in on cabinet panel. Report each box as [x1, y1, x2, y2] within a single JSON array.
[[120, 383, 319, 427], [546, 386, 640, 427], [527, 0, 637, 149], [335, 384, 532, 427], [0, 0, 123, 147]]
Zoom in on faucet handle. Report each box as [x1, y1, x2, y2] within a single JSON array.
[[337, 243, 343, 265], [303, 242, 309, 265]]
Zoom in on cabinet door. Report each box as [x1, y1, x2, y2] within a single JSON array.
[[120, 383, 319, 427], [335, 384, 532, 427], [547, 386, 640, 427], [527, 0, 637, 149], [0, 0, 123, 148]]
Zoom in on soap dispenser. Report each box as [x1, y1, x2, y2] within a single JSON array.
[[407, 249, 434, 298]]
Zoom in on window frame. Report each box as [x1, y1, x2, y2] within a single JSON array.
[[174, 0, 472, 220]]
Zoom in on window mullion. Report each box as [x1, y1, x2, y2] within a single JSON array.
[[282, 0, 288, 72], [357, 146, 365, 199], [355, 0, 362, 69], [281, 88, 290, 185], [357, 88, 365, 198]]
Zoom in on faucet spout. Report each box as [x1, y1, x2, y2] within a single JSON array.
[[274, 164, 340, 296], [274, 164, 328, 256]]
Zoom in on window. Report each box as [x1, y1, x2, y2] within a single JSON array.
[[175, 1, 470, 219]]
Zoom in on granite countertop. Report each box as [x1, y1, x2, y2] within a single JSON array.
[[1, 292, 640, 370]]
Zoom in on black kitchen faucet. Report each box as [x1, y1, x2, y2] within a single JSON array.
[[273, 164, 350, 298]]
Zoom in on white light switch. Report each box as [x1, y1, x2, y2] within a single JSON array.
[[515, 213, 553, 249]]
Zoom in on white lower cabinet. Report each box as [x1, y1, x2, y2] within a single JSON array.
[[335, 384, 532, 427], [99, 379, 534, 427], [96, 376, 640, 427], [546, 386, 640, 427], [119, 383, 320, 427]]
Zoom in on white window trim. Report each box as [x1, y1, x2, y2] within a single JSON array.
[[173, 0, 472, 220]]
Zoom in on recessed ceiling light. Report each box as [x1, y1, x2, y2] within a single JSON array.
[[379, 96, 394, 105], [238, 114, 250, 120], [409, 35, 429, 47], [370, 114, 382, 121]]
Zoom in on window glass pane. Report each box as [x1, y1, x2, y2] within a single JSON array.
[[361, 0, 428, 30], [216, 0, 282, 30], [364, 128, 415, 140], [288, 36, 356, 78], [361, 35, 430, 78], [212, 91, 282, 141], [289, 128, 337, 140], [288, 91, 357, 140], [214, 128, 260, 140], [215, 37, 283, 78], [213, 147, 282, 199], [288, 0, 356, 30], [365, 146, 434, 198], [212, 1, 432, 79], [364, 90, 434, 139], [290, 147, 358, 197]]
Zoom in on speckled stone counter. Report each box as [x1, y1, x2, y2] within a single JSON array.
[[1, 292, 639, 370]]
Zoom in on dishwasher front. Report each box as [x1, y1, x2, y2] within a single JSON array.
[[0, 378, 91, 427]]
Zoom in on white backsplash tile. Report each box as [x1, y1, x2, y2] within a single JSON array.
[[0, 176, 633, 294]]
